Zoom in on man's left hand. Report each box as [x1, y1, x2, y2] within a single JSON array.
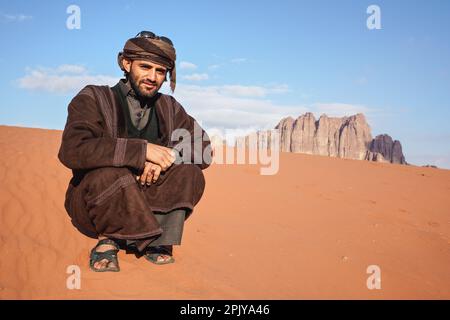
[[136, 161, 162, 186]]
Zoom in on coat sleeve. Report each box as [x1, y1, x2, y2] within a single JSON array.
[[169, 96, 212, 170], [58, 87, 147, 171]]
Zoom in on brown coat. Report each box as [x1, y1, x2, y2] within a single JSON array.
[[58, 84, 211, 245]]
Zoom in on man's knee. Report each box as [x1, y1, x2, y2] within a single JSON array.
[[84, 167, 134, 193], [174, 164, 204, 182], [179, 164, 206, 196]]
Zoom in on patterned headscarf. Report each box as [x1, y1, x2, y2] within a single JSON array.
[[118, 35, 177, 92]]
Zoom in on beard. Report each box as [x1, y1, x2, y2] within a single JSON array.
[[128, 73, 159, 99]]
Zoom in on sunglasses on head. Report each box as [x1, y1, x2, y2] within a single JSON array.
[[135, 31, 173, 46]]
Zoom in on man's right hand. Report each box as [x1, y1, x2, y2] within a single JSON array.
[[146, 143, 176, 171]]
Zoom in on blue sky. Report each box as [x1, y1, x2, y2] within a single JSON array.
[[1, 0, 449, 168]]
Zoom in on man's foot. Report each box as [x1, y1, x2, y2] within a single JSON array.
[[144, 245, 175, 265], [89, 238, 120, 272]]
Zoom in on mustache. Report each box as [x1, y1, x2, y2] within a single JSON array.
[[140, 79, 156, 85]]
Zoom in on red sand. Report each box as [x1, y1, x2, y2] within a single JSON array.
[[0, 125, 449, 299]]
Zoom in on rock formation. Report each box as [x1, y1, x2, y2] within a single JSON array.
[[235, 112, 407, 164], [366, 134, 407, 164]]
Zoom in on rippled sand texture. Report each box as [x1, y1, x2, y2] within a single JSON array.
[[0, 125, 449, 299]]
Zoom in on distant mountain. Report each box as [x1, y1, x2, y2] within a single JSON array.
[[234, 112, 407, 165], [366, 134, 407, 164]]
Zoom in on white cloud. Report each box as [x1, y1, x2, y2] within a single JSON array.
[[1, 13, 32, 22], [179, 61, 197, 70], [269, 84, 290, 94], [207, 127, 264, 146], [162, 84, 378, 135], [220, 85, 266, 97], [231, 58, 247, 64], [17, 65, 118, 94], [55, 64, 87, 74], [168, 84, 308, 130], [311, 103, 372, 117], [208, 64, 221, 70], [182, 73, 209, 81]]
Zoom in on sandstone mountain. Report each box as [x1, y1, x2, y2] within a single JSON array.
[[234, 113, 407, 164], [366, 134, 407, 164]]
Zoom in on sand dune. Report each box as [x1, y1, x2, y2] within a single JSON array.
[[0, 125, 449, 299]]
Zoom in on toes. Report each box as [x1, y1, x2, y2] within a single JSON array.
[[94, 261, 103, 270], [157, 255, 171, 262], [94, 259, 109, 270]]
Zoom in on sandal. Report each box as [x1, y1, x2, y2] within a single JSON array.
[[144, 245, 175, 265], [89, 238, 120, 272]]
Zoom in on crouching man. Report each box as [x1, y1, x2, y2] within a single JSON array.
[[58, 31, 212, 272]]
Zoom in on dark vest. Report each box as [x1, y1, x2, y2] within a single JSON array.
[[111, 84, 161, 144]]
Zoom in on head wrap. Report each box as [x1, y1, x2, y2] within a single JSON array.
[[118, 36, 177, 92]]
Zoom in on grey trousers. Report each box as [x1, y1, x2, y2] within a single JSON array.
[[126, 208, 186, 250], [149, 208, 186, 246]]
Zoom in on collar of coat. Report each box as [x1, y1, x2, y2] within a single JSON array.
[[84, 82, 176, 147]]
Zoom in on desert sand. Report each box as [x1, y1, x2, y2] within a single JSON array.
[[0, 124, 449, 299]]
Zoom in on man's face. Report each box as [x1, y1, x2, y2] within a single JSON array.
[[123, 58, 167, 99]]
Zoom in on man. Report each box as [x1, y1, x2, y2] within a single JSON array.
[[58, 31, 212, 272]]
